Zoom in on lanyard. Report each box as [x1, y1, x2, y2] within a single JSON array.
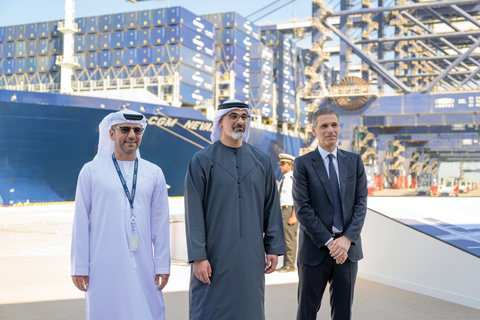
[[112, 153, 138, 231]]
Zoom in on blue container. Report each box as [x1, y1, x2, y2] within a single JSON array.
[[111, 50, 124, 67], [276, 77, 295, 96], [249, 59, 273, 75], [221, 12, 260, 41], [275, 64, 295, 82], [249, 44, 274, 61], [265, 30, 284, 46], [299, 100, 309, 114], [137, 47, 151, 65], [201, 13, 222, 29], [252, 102, 274, 118], [299, 114, 309, 128], [152, 46, 164, 64], [48, 38, 63, 54], [100, 14, 112, 32], [0, 45, 3, 59], [216, 45, 249, 66], [218, 29, 258, 51], [75, 53, 85, 69], [86, 52, 99, 68], [38, 39, 48, 55], [86, 34, 99, 51], [219, 61, 249, 83], [0, 27, 4, 42], [152, 27, 166, 45], [166, 7, 215, 41], [177, 83, 214, 106], [25, 57, 36, 73], [99, 51, 111, 68], [4, 26, 15, 42], [15, 25, 26, 40], [74, 35, 86, 52], [249, 73, 273, 89], [75, 18, 86, 34], [166, 63, 214, 92], [36, 22, 49, 38], [15, 41, 26, 57], [3, 59, 14, 74], [277, 91, 296, 110], [164, 44, 215, 74], [166, 26, 215, 58], [137, 29, 151, 47], [111, 31, 125, 49], [3, 43, 15, 58], [112, 13, 124, 30], [277, 107, 296, 124], [140, 10, 152, 28], [36, 56, 55, 72], [124, 49, 138, 66], [125, 11, 139, 29], [125, 30, 137, 47], [14, 58, 25, 73], [99, 33, 112, 50], [234, 79, 249, 100], [50, 21, 60, 37], [250, 87, 273, 102], [153, 8, 167, 26], [86, 16, 99, 33], [26, 23, 37, 39]]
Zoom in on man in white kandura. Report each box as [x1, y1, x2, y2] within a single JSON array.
[[71, 110, 170, 320]]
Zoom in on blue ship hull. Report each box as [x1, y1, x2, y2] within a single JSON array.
[[0, 89, 305, 204]]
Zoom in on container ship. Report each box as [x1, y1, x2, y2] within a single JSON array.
[[2, 0, 480, 204]]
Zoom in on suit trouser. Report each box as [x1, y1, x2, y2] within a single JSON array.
[[281, 206, 299, 269], [297, 257, 358, 320]]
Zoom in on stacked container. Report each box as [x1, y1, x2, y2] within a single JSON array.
[[201, 12, 260, 104], [249, 43, 274, 119]]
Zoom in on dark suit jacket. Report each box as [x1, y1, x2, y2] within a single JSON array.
[[293, 148, 368, 266]]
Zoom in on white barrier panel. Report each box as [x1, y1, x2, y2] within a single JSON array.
[[359, 209, 480, 310]]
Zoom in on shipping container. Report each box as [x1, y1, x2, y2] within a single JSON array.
[[99, 33, 112, 50], [50, 21, 60, 37], [74, 35, 86, 52], [250, 101, 273, 118], [14, 41, 26, 57], [86, 34, 99, 51], [249, 72, 273, 89], [234, 79, 249, 100], [276, 76, 295, 96], [274, 63, 295, 82], [112, 31, 125, 49], [26, 23, 37, 39], [166, 26, 215, 58], [140, 10, 152, 28], [137, 47, 151, 65], [48, 38, 63, 54], [177, 83, 214, 106], [137, 29, 151, 47], [0, 27, 4, 42], [124, 48, 138, 66], [217, 29, 257, 51], [4, 26, 14, 42], [218, 61, 249, 83], [164, 63, 214, 92], [221, 12, 260, 41], [0, 45, 3, 59], [14, 58, 25, 73], [75, 52, 85, 69], [3, 43, 15, 58], [25, 57, 36, 73], [36, 56, 56, 72], [249, 43, 274, 61], [99, 51, 111, 68], [26, 40, 38, 56], [112, 13, 124, 30], [153, 8, 167, 26], [75, 18, 86, 34], [249, 59, 273, 75], [276, 90, 296, 110], [218, 96, 249, 105], [152, 46, 164, 64], [100, 14, 113, 32], [86, 16, 99, 33], [38, 39, 48, 55], [15, 25, 26, 40], [201, 13, 222, 29], [264, 30, 284, 46], [86, 52, 99, 69], [111, 49, 124, 67], [301, 48, 313, 67], [166, 7, 215, 41], [299, 100, 309, 114], [125, 30, 137, 47], [152, 27, 165, 45], [299, 113, 309, 128], [277, 106, 296, 124], [216, 45, 249, 66], [125, 11, 139, 29], [250, 87, 272, 102], [164, 44, 214, 74], [3, 59, 14, 74]]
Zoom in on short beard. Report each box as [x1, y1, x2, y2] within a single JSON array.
[[228, 130, 245, 140]]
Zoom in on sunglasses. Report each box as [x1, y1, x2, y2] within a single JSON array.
[[112, 126, 145, 135], [226, 113, 251, 122]]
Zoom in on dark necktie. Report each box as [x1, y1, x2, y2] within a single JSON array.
[[327, 154, 343, 231], [278, 175, 285, 194]]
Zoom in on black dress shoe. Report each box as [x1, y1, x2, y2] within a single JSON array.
[[277, 266, 295, 273]]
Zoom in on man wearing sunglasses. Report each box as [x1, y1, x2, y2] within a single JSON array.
[[71, 110, 171, 320], [184, 99, 285, 320]]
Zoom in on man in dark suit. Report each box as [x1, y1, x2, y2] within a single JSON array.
[[293, 107, 368, 320]]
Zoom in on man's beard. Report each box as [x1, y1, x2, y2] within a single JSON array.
[[227, 125, 245, 140]]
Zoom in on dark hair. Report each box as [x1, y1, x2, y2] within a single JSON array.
[[312, 107, 339, 128]]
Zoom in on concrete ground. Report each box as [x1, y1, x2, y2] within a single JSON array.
[[1, 204, 479, 320]]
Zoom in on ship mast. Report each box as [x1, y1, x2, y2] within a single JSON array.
[[56, 0, 78, 94]]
